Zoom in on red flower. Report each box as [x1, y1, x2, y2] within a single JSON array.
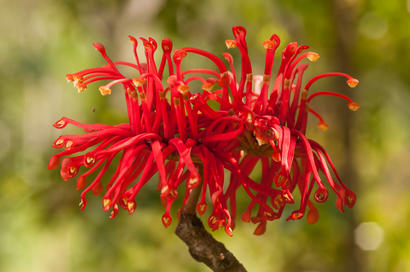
[[50, 26, 359, 236]]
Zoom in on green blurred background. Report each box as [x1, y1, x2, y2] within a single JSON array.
[[1, 0, 409, 271]]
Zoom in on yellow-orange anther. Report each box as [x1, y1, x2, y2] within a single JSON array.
[[162, 216, 171, 226], [66, 74, 74, 82], [55, 120, 66, 128], [75, 82, 86, 93], [86, 156, 95, 166], [99, 86, 112, 96], [65, 140, 73, 150], [347, 78, 359, 88], [348, 102, 360, 111], [173, 49, 187, 60], [132, 78, 145, 88], [202, 82, 215, 92], [177, 84, 189, 95], [317, 122, 329, 131], [198, 203, 206, 213], [189, 176, 199, 186], [69, 166, 77, 175], [160, 185, 168, 195], [127, 201, 135, 212], [307, 52, 320, 62], [103, 199, 111, 211], [225, 40, 237, 49], [55, 138, 64, 146], [263, 40, 275, 49]]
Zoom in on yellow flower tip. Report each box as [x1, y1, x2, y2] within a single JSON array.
[[75, 82, 86, 93], [132, 77, 145, 88], [263, 40, 275, 49], [201, 82, 215, 92], [66, 74, 74, 82], [173, 49, 187, 60], [188, 176, 200, 187], [317, 122, 329, 131], [177, 84, 189, 95], [127, 201, 136, 213], [225, 40, 237, 49], [347, 78, 359, 88], [160, 185, 169, 195], [103, 198, 111, 212], [99, 86, 112, 96], [55, 138, 64, 146], [307, 52, 320, 62], [68, 166, 77, 175], [197, 203, 207, 215], [85, 156, 95, 167], [65, 140, 73, 150], [54, 119, 66, 129], [162, 215, 172, 227], [348, 102, 360, 111]]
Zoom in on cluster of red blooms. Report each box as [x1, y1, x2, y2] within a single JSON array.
[[50, 26, 359, 235]]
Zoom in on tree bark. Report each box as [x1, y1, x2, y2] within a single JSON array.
[[175, 186, 247, 272]]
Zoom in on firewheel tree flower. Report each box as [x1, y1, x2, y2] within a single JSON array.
[[50, 26, 359, 236]]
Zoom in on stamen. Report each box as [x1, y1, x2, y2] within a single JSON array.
[[103, 198, 111, 212], [177, 84, 189, 95], [173, 49, 187, 61], [263, 40, 275, 49], [65, 140, 73, 150], [132, 77, 145, 88], [347, 78, 359, 88], [99, 86, 112, 96], [225, 40, 237, 49], [307, 52, 320, 62], [348, 102, 360, 111], [69, 166, 77, 175], [53, 119, 67, 129]]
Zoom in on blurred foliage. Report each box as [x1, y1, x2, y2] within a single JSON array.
[[0, 0, 409, 271]]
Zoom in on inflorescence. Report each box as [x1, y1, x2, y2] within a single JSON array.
[[50, 26, 359, 236]]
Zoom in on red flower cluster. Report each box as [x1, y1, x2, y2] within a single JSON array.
[[50, 26, 359, 235]]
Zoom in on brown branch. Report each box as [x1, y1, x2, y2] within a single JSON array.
[[175, 186, 247, 272]]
